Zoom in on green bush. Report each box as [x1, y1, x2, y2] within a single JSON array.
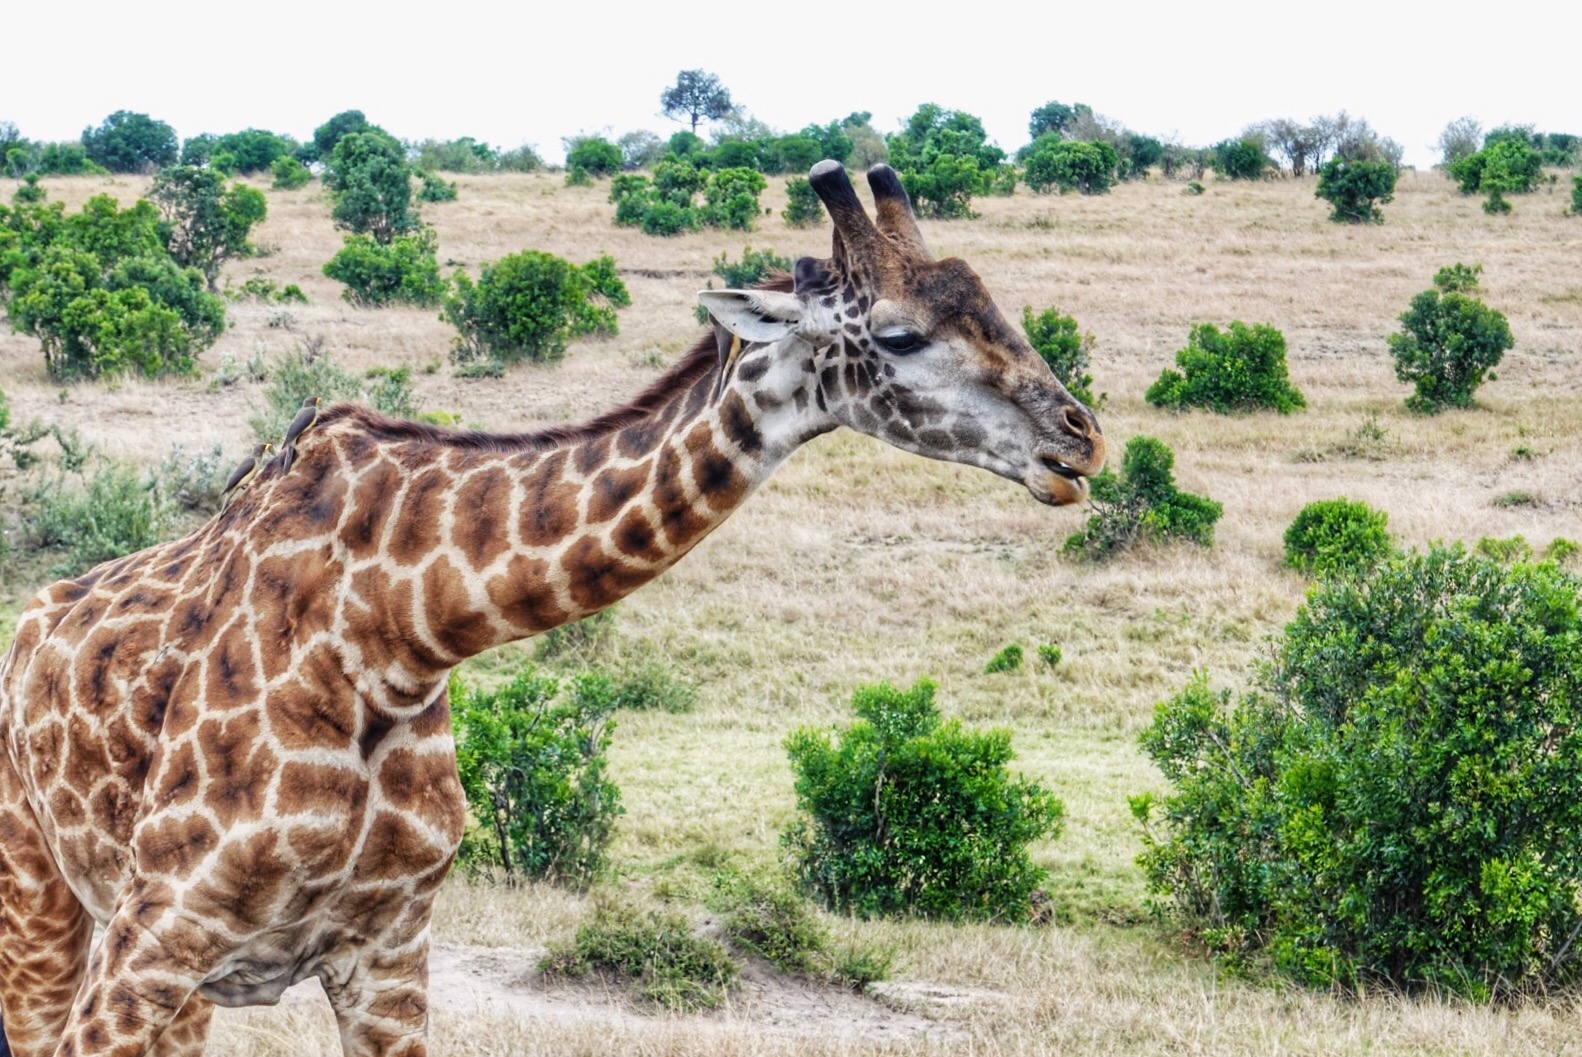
[[1134, 545, 1582, 998], [1212, 137, 1269, 180], [322, 229, 443, 308], [415, 170, 457, 203], [26, 461, 161, 576], [1388, 263, 1512, 413], [1023, 139, 1117, 195], [270, 155, 311, 190], [211, 129, 296, 174], [1036, 643, 1062, 668], [1021, 306, 1100, 407], [607, 159, 765, 234], [7, 236, 223, 381], [565, 136, 623, 179], [1315, 158, 1397, 223], [444, 250, 629, 367], [1146, 321, 1304, 414], [1282, 498, 1392, 576], [783, 678, 1063, 921], [324, 131, 418, 243], [82, 110, 178, 173], [984, 643, 1023, 674], [452, 665, 621, 886], [12, 175, 45, 206], [1572, 175, 1582, 216], [568, 664, 695, 714], [710, 868, 890, 987], [1063, 436, 1222, 560], [540, 902, 737, 1011], [249, 349, 418, 442], [782, 176, 824, 228], [701, 166, 768, 230]]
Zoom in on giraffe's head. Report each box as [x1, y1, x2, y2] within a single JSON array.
[[700, 160, 1104, 505]]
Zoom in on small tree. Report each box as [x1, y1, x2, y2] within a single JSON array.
[[325, 131, 417, 243], [1572, 174, 1582, 216], [660, 70, 734, 134], [783, 678, 1063, 921], [311, 109, 374, 161], [1021, 306, 1099, 406], [149, 166, 268, 291], [1062, 436, 1222, 560], [1388, 264, 1513, 413], [1315, 158, 1396, 223], [1028, 101, 1084, 141], [1146, 321, 1305, 414], [886, 104, 1007, 219], [81, 110, 178, 173], [444, 250, 630, 368], [1436, 116, 1482, 169], [781, 176, 823, 228], [1283, 498, 1392, 576], [452, 666, 621, 885], [1449, 140, 1542, 214]]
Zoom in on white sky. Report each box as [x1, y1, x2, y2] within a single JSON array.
[[7, 2, 1579, 171]]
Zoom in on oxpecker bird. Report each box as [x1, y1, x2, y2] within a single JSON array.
[[221, 443, 274, 509], [280, 396, 322, 472]]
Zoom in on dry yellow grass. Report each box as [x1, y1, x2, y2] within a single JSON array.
[[3, 168, 1581, 1054]]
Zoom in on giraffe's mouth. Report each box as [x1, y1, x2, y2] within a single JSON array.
[[1030, 455, 1091, 506], [1039, 455, 1087, 483]]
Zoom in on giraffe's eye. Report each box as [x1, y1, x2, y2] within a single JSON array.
[[875, 329, 924, 355]]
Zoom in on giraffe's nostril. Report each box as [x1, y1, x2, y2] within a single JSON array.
[[1059, 405, 1096, 442]]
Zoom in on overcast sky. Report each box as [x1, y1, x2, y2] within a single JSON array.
[[8, 2, 1578, 170]]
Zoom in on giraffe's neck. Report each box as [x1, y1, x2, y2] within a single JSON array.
[[336, 337, 832, 701]]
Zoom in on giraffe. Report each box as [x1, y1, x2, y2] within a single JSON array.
[[0, 160, 1103, 1057]]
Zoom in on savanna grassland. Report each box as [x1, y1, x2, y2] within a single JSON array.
[[2, 168, 1581, 1055]]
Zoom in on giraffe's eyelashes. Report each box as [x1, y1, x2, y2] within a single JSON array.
[[873, 328, 925, 355]]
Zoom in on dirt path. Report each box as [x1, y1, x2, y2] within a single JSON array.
[[255, 942, 980, 1043]]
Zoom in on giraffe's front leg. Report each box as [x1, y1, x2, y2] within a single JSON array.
[[147, 995, 213, 1057], [321, 933, 434, 1057], [55, 910, 212, 1057]]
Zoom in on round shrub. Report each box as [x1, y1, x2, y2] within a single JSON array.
[[444, 250, 630, 367], [1063, 435, 1222, 560], [1135, 545, 1582, 998], [783, 678, 1063, 921], [1146, 321, 1305, 414], [1023, 139, 1117, 195], [1022, 305, 1099, 407], [1212, 137, 1268, 180], [1388, 263, 1512, 413], [1283, 498, 1392, 576], [1315, 158, 1396, 223], [322, 229, 444, 307], [270, 156, 312, 190], [565, 136, 623, 179]]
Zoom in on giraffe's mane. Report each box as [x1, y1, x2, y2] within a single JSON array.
[[315, 276, 795, 453]]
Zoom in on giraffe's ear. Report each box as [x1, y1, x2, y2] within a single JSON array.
[[697, 289, 803, 343]]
